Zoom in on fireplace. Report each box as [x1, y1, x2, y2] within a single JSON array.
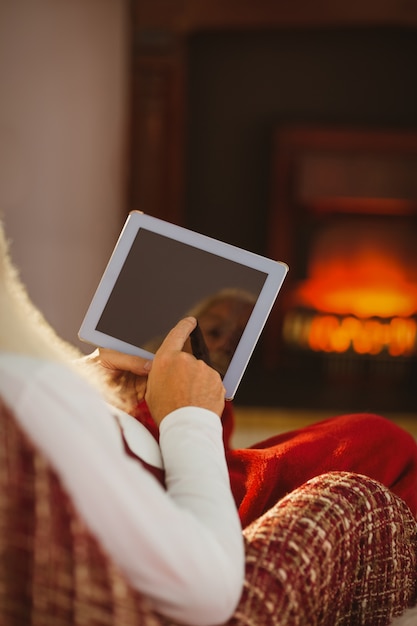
[[130, 1, 417, 412], [265, 126, 417, 412]]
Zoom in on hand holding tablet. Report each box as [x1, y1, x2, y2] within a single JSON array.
[[79, 211, 288, 399]]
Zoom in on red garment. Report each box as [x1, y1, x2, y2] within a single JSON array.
[[132, 400, 417, 528]]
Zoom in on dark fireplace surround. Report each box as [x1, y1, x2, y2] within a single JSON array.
[[130, 1, 417, 413], [265, 126, 417, 413]]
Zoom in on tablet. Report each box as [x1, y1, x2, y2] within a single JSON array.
[[79, 211, 288, 399]]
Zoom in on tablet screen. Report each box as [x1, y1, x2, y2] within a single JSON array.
[[79, 212, 288, 398], [97, 228, 267, 363]]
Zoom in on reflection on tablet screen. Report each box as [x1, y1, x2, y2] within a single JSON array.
[[186, 288, 257, 376], [96, 229, 267, 376]]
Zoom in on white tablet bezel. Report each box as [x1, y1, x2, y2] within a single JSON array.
[[79, 211, 288, 399]]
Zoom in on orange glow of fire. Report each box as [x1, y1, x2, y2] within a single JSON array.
[[294, 251, 417, 319], [288, 248, 417, 357], [296, 282, 417, 318]]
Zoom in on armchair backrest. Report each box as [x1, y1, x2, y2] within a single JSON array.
[[0, 398, 163, 626]]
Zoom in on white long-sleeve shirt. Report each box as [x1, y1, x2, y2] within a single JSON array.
[[0, 353, 245, 626]]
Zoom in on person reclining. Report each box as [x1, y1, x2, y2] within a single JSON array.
[[1, 218, 417, 625]]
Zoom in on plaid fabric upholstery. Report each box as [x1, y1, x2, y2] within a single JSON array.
[[229, 473, 417, 626], [1, 399, 416, 626]]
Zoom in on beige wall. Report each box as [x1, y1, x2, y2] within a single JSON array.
[[0, 0, 129, 350]]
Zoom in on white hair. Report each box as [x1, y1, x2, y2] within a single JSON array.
[[188, 288, 257, 318], [0, 221, 82, 362], [0, 219, 119, 404]]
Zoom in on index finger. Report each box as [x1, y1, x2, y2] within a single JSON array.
[[157, 317, 197, 355]]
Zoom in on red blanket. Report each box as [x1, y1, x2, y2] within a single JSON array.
[[133, 401, 417, 528]]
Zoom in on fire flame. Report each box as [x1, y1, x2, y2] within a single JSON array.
[[308, 315, 416, 356], [296, 280, 417, 319], [288, 249, 417, 357], [294, 256, 417, 319], [283, 311, 417, 357]]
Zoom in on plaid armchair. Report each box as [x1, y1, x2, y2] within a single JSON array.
[[1, 398, 416, 626]]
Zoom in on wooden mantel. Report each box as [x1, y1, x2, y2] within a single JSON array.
[[133, 0, 417, 32], [129, 0, 417, 224]]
